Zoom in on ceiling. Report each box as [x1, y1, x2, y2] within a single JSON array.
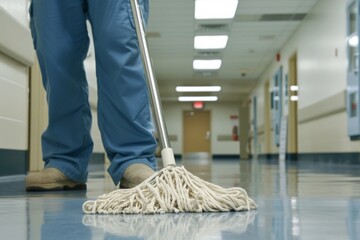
[[145, 0, 320, 103]]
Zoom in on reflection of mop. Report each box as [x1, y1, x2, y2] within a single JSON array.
[[82, 0, 256, 214], [82, 211, 256, 239]]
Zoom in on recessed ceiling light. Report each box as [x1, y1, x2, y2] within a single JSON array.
[[193, 59, 222, 70], [176, 86, 222, 92], [178, 96, 218, 102], [194, 35, 228, 49], [195, 0, 238, 19]]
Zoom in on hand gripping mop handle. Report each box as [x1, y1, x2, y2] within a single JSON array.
[[130, 0, 176, 167]]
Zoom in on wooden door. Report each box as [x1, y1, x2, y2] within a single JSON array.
[[183, 111, 211, 153], [288, 54, 298, 153]]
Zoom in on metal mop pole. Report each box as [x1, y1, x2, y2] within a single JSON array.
[[130, 0, 176, 167]]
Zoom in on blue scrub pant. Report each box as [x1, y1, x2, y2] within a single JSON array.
[[29, 0, 157, 185]]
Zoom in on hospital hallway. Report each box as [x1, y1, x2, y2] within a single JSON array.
[[2, 0, 360, 238], [0, 155, 359, 240]]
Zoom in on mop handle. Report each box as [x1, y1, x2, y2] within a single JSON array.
[[130, 0, 176, 167]]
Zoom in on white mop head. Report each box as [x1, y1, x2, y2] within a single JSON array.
[[83, 166, 256, 214]]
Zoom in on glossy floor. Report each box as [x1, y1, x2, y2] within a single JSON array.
[[0, 157, 359, 240]]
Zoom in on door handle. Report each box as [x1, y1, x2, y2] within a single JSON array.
[[205, 131, 210, 140]]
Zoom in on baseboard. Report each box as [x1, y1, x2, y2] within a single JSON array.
[[212, 154, 240, 160], [258, 153, 278, 160], [80, 152, 360, 164], [162, 154, 241, 160], [0, 149, 28, 177], [296, 152, 360, 164], [258, 152, 360, 164], [88, 152, 105, 172], [90, 152, 105, 164], [0, 150, 106, 177]]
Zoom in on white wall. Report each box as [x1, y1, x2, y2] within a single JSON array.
[[0, 1, 29, 239], [211, 103, 241, 155], [251, 0, 360, 154], [0, 52, 29, 150], [0, 0, 29, 151], [163, 102, 241, 155], [296, 0, 347, 110], [0, 0, 28, 26]]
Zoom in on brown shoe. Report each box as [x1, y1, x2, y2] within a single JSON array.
[[119, 164, 155, 189], [25, 168, 86, 191]]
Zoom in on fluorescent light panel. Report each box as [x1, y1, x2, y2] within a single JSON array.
[[193, 59, 222, 70], [194, 35, 228, 49], [176, 86, 221, 92], [178, 96, 218, 102], [195, 0, 238, 19]]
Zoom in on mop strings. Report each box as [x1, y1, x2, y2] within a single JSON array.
[[82, 166, 257, 214]]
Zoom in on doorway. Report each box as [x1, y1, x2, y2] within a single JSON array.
[[252, 96, 258, 154], [264, 81, 272, 153], [29, 57, 48, 173], [272, 66, 283, 147], [288, 54, 298, 153], [183, 110, 211, 153]]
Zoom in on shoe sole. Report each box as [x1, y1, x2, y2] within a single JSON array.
[[119, 178, 136, 189], [26, 183, 86, 192]]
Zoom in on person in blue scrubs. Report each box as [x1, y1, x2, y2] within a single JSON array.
[[25, 0, 157, 191]]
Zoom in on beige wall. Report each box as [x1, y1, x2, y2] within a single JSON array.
[[84, 47, 104, 153], [0, 0, 28, 27], [0, 52, 29, 150], [251, 0, 360, 154]]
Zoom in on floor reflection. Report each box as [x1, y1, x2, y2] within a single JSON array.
[[0, 155, 359, 240], [83, 211, 256, 240], [181, 152, 212, 182]]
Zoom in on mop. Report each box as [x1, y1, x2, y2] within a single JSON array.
[[82, 0, 256, 214]]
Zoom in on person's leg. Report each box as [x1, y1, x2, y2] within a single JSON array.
[[26, 0, 92, 190], [87, 0, 156, 185]]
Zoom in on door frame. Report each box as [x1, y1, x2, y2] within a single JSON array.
[[28, 57, 47, 172], [288, 53, 298, 153]]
